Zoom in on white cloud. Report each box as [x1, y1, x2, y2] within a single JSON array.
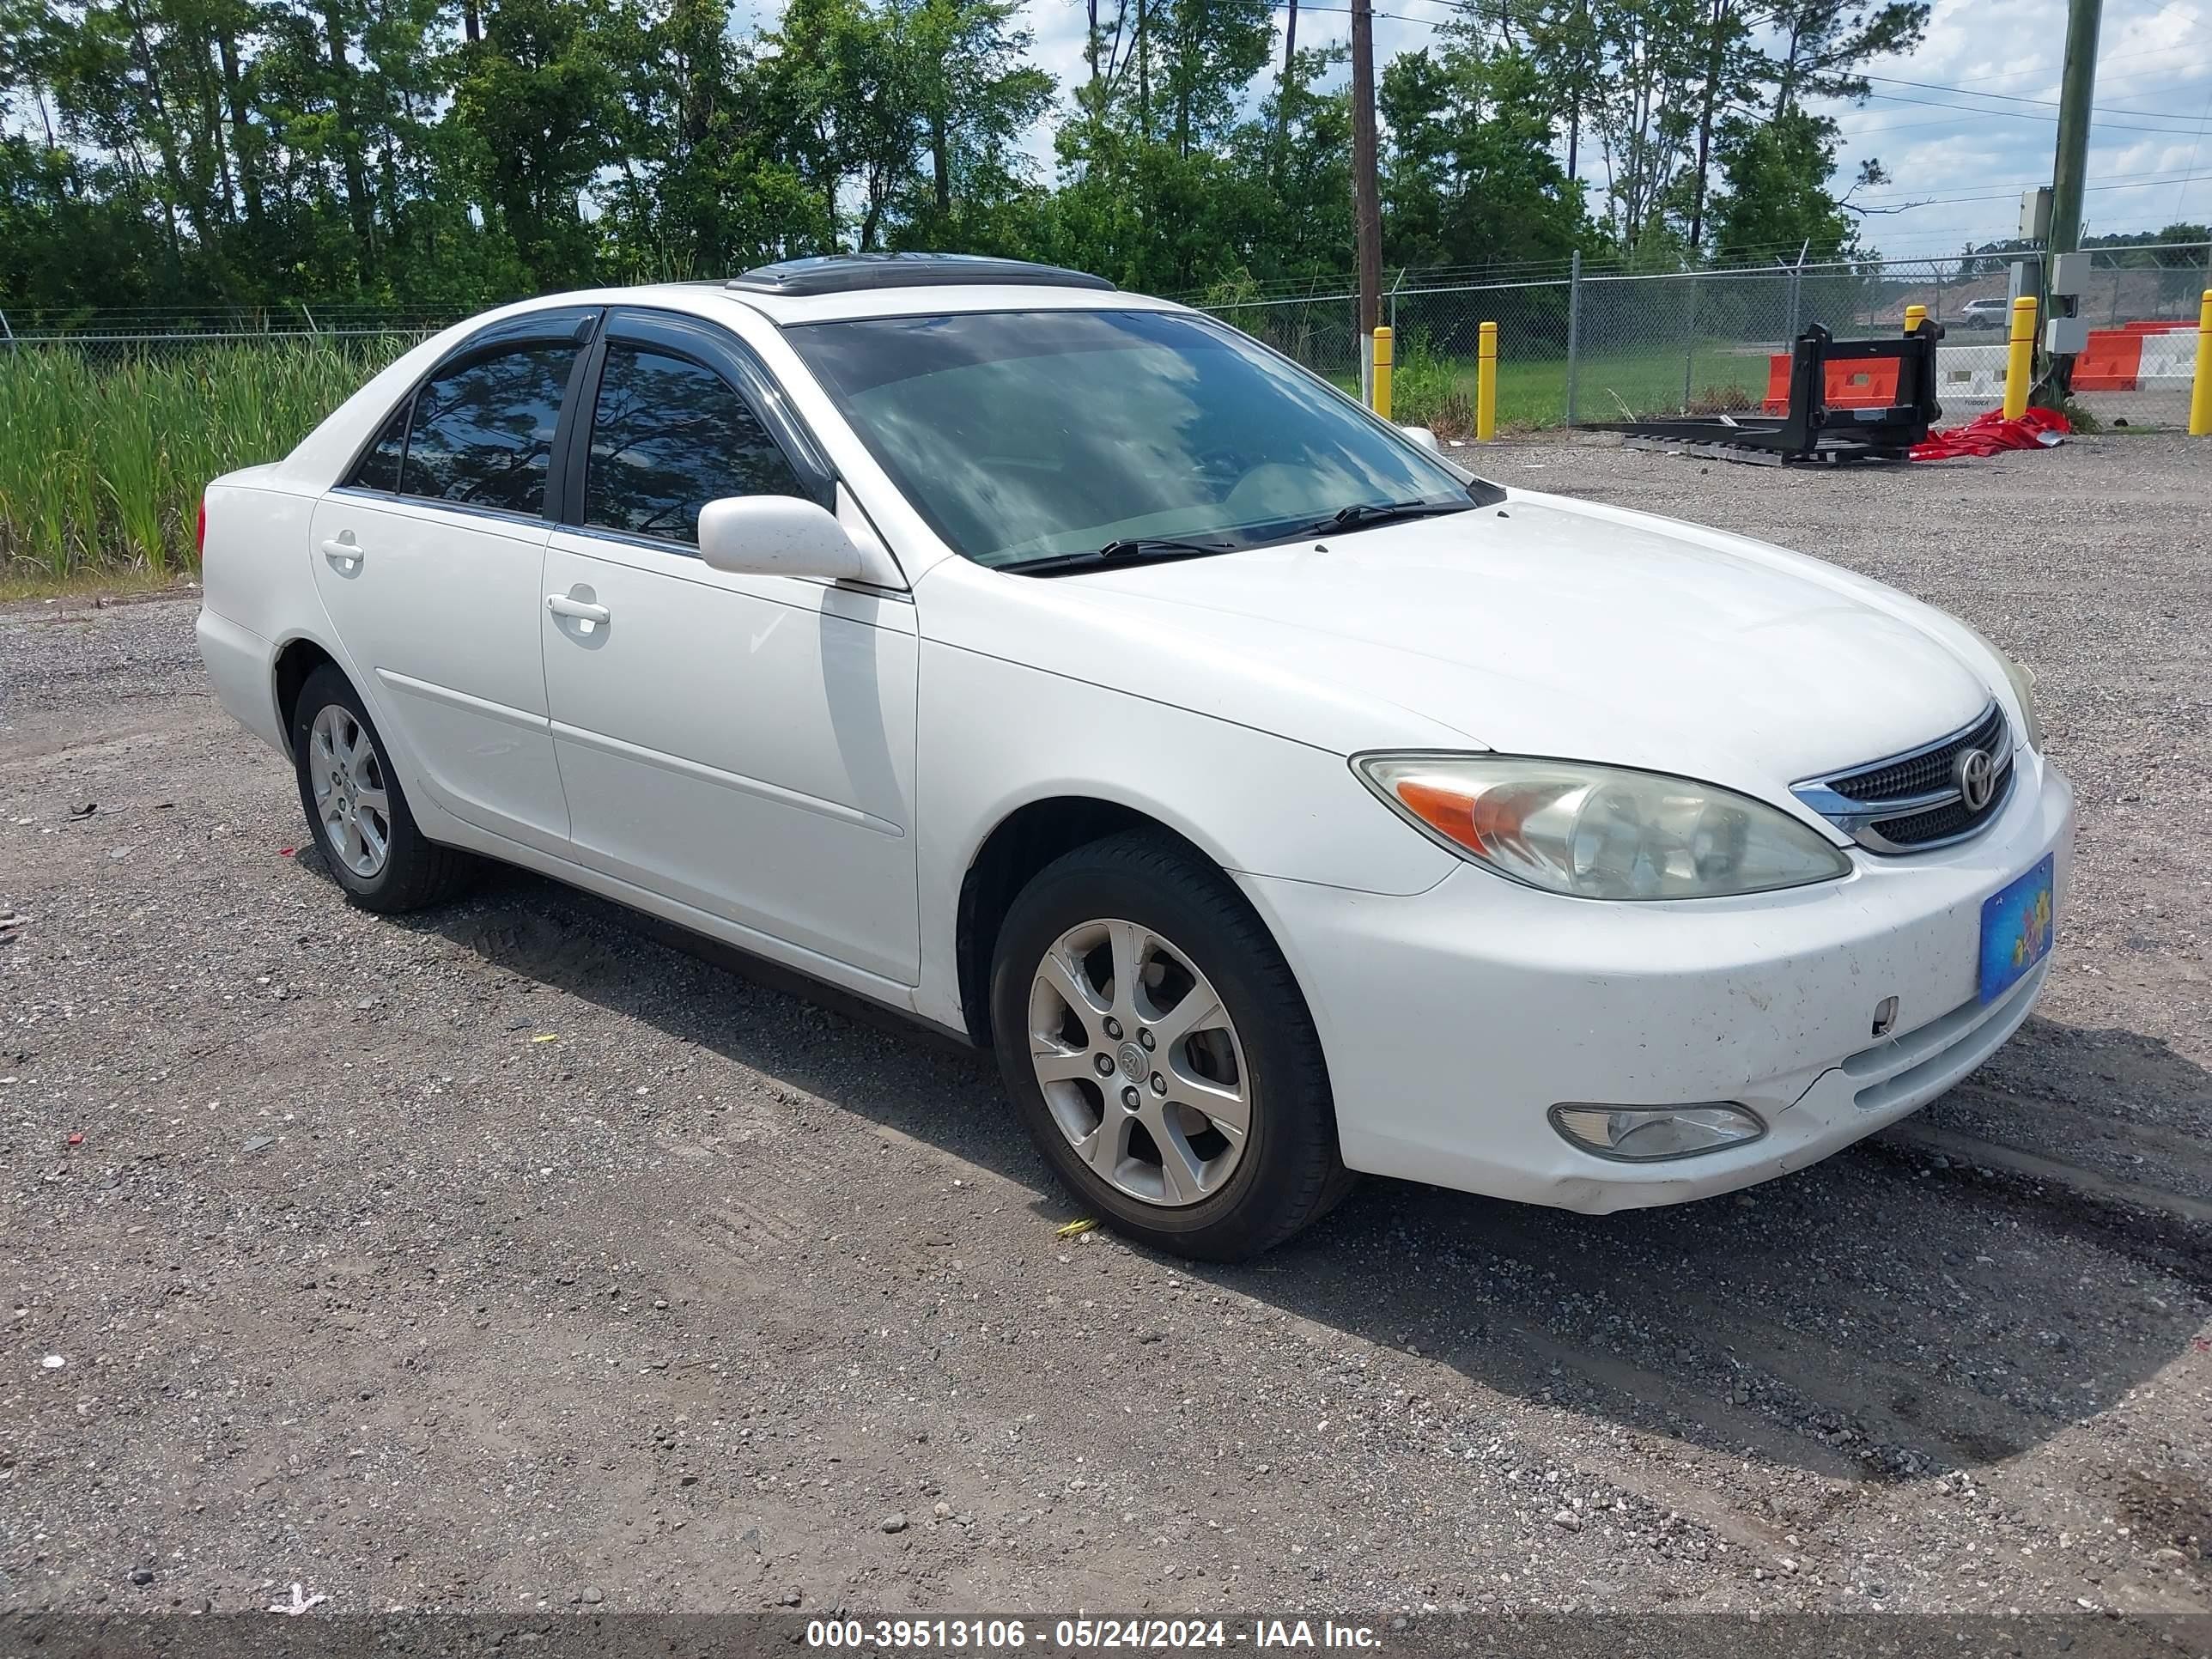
[[1829, 0, 2212, 254]]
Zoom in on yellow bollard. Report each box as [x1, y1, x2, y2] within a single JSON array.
[[1903, 303, 1927, 336], [2191, 290, 2212, 437], [2003, 295, 2037, 421], [1370, 325, 1393, 420], [1476, 320, 1498, 442]]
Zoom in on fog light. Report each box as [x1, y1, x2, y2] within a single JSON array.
[[1548, 1102, 1765, 1163]]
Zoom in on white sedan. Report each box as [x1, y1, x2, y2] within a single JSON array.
[[196, 254, 2074, 1259]]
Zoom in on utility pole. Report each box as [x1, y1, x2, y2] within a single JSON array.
[[1350, 0, 1382, 401], [2040, 0, 2103, 397], [2046, 0, 2100, 267]]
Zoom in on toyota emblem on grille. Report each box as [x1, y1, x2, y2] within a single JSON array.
[[1954, 747, 1996, 812]]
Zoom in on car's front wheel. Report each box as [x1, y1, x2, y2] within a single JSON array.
[[289, 664, 474, 913], [989, 831, 1352, 1260]]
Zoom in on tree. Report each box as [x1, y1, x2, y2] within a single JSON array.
[[1679, 0, 1763, 249], [594, 0, 832, 278], [1587, 0, 1703, 252], [1707, 106, 1856, 264], [0, 0, 2172, 325], [1766, 0, 1927, 117], [1522, 0, 1601, 184], [446, 0, 622, 283], [893, 0, 1052, 247], [1380, 32, 1583, 273]]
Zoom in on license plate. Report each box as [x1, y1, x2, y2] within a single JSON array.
[[1978, 853, 2055, 1004]]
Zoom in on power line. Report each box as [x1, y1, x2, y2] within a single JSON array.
[[1860, 88, 2205, 135], [1838, 82, 2212, 140], [1859, 71, 2203, 120], [2178, 85, 2212, 222], [1867, 166, 2212, 204], [1853, 164, 2212, 204], [1858, 172, 2212, 210]]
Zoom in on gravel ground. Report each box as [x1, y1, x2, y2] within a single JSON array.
[[0, 434, 2206, 1625]]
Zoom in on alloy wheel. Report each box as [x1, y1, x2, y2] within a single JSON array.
[[1027, 918, 1252, 1206], [307, 703, 392, 879]]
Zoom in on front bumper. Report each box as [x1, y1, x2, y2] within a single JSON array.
[[1240, 750, 2075, 1212]]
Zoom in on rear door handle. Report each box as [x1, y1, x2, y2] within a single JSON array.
[[547, 592, 611, 634], [320, 535, 364, 570]]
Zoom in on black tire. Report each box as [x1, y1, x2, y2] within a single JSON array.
[[289, 664, 475, 914], [988, 830, 1353, 1261]]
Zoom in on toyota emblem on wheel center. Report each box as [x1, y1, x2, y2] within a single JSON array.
[[1954, 747, 1996, 812]]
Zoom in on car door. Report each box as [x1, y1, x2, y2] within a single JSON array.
[[309, 309, 596, 855], [539, 308, 921, 984]]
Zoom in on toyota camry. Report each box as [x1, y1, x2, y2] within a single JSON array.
[[194, 253, 2074, 1259]]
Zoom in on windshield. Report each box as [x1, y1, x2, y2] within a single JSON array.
[[784, 308, 1481, 569]]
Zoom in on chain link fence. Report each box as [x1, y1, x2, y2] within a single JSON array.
[[0, 302, 463, 362], [1, 240, 2203, 437], [1200, 242, 2211, 436]]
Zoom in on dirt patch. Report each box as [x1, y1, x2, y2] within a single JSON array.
[[2, 435, 2207, 1620]]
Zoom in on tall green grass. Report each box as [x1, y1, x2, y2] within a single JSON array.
[[0, 337, 420, 580], [1342, 337, 1775, 436]]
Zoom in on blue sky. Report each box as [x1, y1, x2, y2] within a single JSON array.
[[992, 0, 2212, 260]]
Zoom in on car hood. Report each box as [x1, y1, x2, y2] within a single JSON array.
[[924, 489, 2001, 809]]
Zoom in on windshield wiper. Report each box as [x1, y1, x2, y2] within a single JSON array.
[[1307, 499, 1478, 536], [1012, 537, 1238, 578]]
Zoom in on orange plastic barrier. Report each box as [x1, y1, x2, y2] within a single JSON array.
[[2073, 331, 2142, 391], [2013, 320, 2191, 392], [1762, 355, 1900, 414]]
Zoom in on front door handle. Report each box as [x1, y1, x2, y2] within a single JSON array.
[[320, 534, 365, 570], [546, 592, 611, 635]]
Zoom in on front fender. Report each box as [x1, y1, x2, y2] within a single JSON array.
[[911, 638, 1457, 1031]]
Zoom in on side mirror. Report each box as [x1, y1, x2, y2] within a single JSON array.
[[1399, 424, 1440, 453], [696, 495, 903, 587]]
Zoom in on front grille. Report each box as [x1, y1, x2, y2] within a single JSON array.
[[1867, 763, 2015, 847], [1826, 702, 2006, 803], [1792, 701, 2014, 854]]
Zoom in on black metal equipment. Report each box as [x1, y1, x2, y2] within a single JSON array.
[[1595, 321, 1943, 465]]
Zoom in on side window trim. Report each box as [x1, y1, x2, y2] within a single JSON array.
[[543, 320, 603, 525], [593, 307, 835, 513], [331, 306, 602, 514], [322, 491, 568, 536], [557, 331, 613, 532]]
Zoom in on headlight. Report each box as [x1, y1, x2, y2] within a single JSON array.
[[1956, 621, 2044, 752], [1355, 753, 1852, 901]]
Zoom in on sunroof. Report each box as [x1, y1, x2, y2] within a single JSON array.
[[726, 253, 1115, 297]]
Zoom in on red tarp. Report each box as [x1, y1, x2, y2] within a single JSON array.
[[1911, 406, 2072, 461]]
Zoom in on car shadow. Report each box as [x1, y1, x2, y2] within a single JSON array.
[[332, 850, 2212, 1489]]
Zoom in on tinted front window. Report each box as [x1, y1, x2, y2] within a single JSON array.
[[787, 308, 1474, 568], [585, 346, 805, 544], [398, 343, 577, 514]]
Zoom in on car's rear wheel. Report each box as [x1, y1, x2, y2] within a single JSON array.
[[289, 664, 474, 913], [989, 830, 1352, 1260]]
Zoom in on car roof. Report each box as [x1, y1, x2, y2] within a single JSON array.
[[417, 247, 1188, 333], [556, 282, 1182, 328]]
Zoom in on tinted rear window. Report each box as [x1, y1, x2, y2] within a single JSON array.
[[398, 344, 578, 514]]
